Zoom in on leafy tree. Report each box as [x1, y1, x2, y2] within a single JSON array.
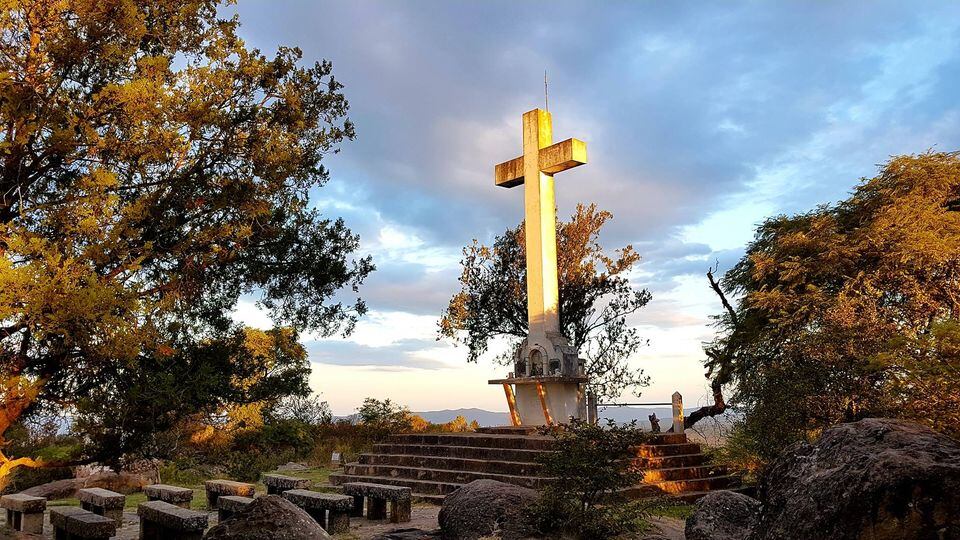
[[439, 415, 478, 433], [271, 394, 333, 426], [0, 0, 372, 477], [71, 327, 311, 468], [356, 397, 412, 433], [704, 151, 960, 460], [440, 204, 651, 400]]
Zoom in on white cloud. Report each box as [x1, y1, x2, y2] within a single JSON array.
[[232, 298, 274, 330]]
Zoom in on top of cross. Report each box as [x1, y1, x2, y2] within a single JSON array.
[[494, 109, 587, 188]]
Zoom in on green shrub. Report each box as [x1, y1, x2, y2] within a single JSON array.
[[222, 449, 299, 482], [528, 419, 650, 539], [157, 459, 208, 487]]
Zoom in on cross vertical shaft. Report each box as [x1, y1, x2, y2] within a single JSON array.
[[522, 109, 560, 339], [490, 107, 589, 426]]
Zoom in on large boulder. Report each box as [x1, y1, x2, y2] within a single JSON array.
[[757, 418, 960, 539], [21, 471, 151, 500], [438, 479, 537, 540], [685, 490, 761, 540], [203, 495, 330, 540]]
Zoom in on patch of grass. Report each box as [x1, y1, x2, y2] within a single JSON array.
[[48, 489, 208, 511], [46, 498, 80, 507], [645, 500, 694, 520]]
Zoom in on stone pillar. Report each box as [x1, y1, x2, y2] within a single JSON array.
[[20, 512, 43, 534], [104, 507, 123, 526], [672, 391, 684, 433], [587, 391, 598, 424], [390, 499, 411, 523], [328, 510, 350, 533]]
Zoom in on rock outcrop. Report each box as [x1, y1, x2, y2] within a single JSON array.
[[685, 418, 960, 539], [203, 495, 330, 540], [438, 479, 537, 540], [22, 471, 151, 500], [758, 418, 960, 539], [685, 490, 761, 540]]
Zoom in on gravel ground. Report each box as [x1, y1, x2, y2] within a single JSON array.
[[0, 504, 442, 540], [1, 505, 685, 539]]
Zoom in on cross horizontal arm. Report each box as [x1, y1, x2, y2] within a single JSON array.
[[494, 138, 587, 188]]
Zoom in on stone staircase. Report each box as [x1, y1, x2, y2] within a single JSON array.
[[328, 428, 741, 503]]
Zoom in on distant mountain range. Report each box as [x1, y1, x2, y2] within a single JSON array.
[[334, 406, 735, 444], [413, 406, 678, 429], [413, 406, 737, 445], [413, 408, 510, 426]]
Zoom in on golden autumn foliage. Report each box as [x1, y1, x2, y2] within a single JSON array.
[[708, 151, 960, 460], [0, 0, 371, 478]]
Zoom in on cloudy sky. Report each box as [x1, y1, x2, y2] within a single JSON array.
[[229, 1, 960, 416]]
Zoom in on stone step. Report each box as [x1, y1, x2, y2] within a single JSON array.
[[359, 452, 715, 478], [623, 474, 742, 498], [640, 433, 690, 445], [641, 464, 729, 482], [342, 463, 549, 489], [387, 433, 554, 450], [671, 485, 754, 503], [332, 470, 743, 502], [372, 443, 550, 462], [474, 426, 689, 445], [632, 452, 709, 469], [632, 442, 702, 457], [358, 453, 542, 476], [329, 472, 463, 496], [372, 441, 703, 462], [343, 461, 725, 489], [475, 426, 540, 435]]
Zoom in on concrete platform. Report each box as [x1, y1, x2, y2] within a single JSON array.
[[329, 430, 744, 502]]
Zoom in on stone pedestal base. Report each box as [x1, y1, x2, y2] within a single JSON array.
[[19, 512, 43, 534], [515, 382, 581, 425], [489, 375, 588, 426], [328, 510, 350, 533]]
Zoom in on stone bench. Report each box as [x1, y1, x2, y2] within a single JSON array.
[[204, 479, 255, 509], [342, 482, 411, 523], [78, 487, 125, 525], [138, 500, 208, 540], [282, 489, 353, 534], [0, 493, 46, 534], [50, 506, 117, 540], [262, 473, 310, 495], [216, 495, 253, 522], [144, 484, 194, 509]]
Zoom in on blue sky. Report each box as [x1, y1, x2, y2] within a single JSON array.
[[228, 1, 960, 415]]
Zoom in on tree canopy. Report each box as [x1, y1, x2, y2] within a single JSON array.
[[706, 151, 960, 460], [440, 204, 651, 400], [0, 0, 372, 475]]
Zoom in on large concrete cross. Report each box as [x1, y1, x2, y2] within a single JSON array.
[[494, 108, 587, 342]]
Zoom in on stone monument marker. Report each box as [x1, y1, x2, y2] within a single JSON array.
[[488, 108, 589, 426]]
